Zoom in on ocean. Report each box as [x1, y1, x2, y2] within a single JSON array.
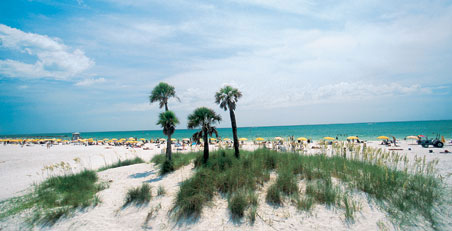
[[2, 120, 451, 141]]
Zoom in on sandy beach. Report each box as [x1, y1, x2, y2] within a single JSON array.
[[1, 140, 451, 230]]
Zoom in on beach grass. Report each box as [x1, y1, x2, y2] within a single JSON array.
[[124, 183, 152, 207], [98, 157, 145, 171], [0, 170, 106, 226], [170, 148, 444, 228], [151, 152, 200, 175]]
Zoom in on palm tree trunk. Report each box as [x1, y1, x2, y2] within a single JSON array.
[[203, 128, 209, 164], [167, 134, 172, 161], [229, 105, 240, 158], [164, 103, 168, 111]]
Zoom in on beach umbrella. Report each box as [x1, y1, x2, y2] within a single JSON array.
[[128, 137, 135, 140], [239, 138, 248, 141], [171, 138, 177, 141], [323, 137, 335, 140], [256, 137, 265, 141], [406, 136, 419, 140], [140, 138, 146, 141], [223, 138, 231, 141], [347, 136, 358, 140], [274, 137, 283, 140], [112, 138, 117, 141], [182, 138, 190, 141], [377, 136, 389, 140], [297, 137, 307, 141]]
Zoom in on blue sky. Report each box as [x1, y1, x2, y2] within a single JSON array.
[[0, 0, 451, 134]]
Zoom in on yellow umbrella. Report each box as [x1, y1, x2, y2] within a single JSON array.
[[297, 137, 307, 141], [209, 138, 217, 141], [239, 138, 248, 141], [128, 137, 135, 140], [256, 137, 265, 141], [406, 136, 419, 140], [377, 136, 389, 140], [112, 138, 118, 141], [274, 137, 283, 140], [171, 138, 177, 141], [140, 138, 146, 141], [347, 136, 358, 140], [223, 138, 231, 141], [323, 137, 335, 140]]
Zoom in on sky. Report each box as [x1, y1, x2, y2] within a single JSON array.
[[0, 0, 451, 135]]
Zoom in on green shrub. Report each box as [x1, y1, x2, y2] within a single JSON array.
[[124, 184, 152, 206]]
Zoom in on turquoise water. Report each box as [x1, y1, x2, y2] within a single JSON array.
[[2, 120, 451, 141]]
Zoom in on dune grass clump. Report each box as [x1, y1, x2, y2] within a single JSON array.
[[171, 168, 216, 219], [151, 152, 199, 175], [157, 185, 166, 196], [305, 178, 341, 207], [160, 159, 174, 175], [0, 170, 106, 226], [124, 183, 152, 207], [170, 148, 445, 229], [228, 191, 248, 218], [265, 184, 281, 205], [98, 157, 145, 171]]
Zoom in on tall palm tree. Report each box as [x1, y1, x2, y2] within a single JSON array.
[[215, 85, 242, 158], [187, 107, 222, 164], [149, 82, 180, 111], [157, 111, 179, 161]]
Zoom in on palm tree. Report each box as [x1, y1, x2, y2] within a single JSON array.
[[149, 82, 180, 111], [187, 107, 222, 164], [215, 85, 242, 158], [157, 111, 179, 161]]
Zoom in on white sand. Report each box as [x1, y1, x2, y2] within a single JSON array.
[[0, 140, 451, 230]]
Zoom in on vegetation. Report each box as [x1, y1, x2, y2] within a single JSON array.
[[156, 110, 179, 161], [149, 82, 179, 111], [187, 107, 222, 164], [215, 85, 242, 158], [151, 152, 199, 175], [170, 148, 444, 229], [98, 157, 145, 171], [0, 170, 106, 226], [157, 185, 166, 196], [124, 183, 152, 207]]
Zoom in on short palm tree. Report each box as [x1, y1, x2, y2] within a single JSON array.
[[215, 85, 242, 158], [149, 82, 180, 111], [187, 107, 222, 164], [157, 111, 179, 161]]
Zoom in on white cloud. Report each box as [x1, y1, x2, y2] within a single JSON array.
[[75, 77, 106, 86], [0, 24, 94, 79]]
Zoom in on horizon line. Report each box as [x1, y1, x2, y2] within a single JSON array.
[[1, 118, 451, 136]]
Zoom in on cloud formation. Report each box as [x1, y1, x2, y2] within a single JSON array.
[[0, 24, 94, 79], [75, 77, 106, 86]]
